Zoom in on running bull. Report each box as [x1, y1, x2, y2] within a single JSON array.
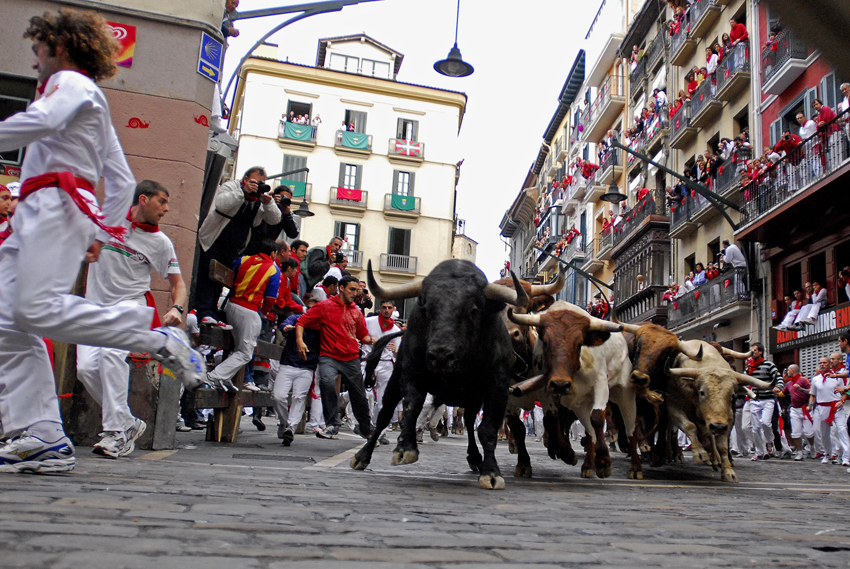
[[350, 259, 528, 490]]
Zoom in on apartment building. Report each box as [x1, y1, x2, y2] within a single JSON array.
[[228, 35, 467, 317], [735, 4, 850, 374]]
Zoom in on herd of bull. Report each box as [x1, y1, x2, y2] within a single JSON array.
[[348, 259, 772, 490]]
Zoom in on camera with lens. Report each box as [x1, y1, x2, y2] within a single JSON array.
[[255, 181, 271, 193]]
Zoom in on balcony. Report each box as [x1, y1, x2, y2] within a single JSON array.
[[335, 129, 372, 155], [736, 108, 850, 243], [383, 193, 421, 219], [626, 134, 645, 175], [581, 239, 604, 273], [689, 0, 721, 39], [341, 249, 364, 270], [645, 109, 669, 155], [668, 267, 750, 330], [715, 148, 751, 196], [669, 194, 697, 238], [669, 103, 697, 149], [597, 228, 613, 260], [585, 75, 626, 142], [388, 138, 424, 164], [278, 121, 317, 148], [629, 58, 646, 100], [670, 29, 697, 67], [762, 29, 809, 95], [612, 221, 671, 325], [716, 42, 751, 101], [646, 31, 667, 71], [688, 79, 723, 129], [328, 186, 368, 215], [380, 253, 417, 275], [612, 195, 659, 250], [561, 235, 586, 264], [596, 148, 622, 187]]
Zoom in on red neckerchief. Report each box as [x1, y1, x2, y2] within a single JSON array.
[[326, 245, 334, 260], [240, 181, 260, 202], [378, 315, 395, 332], [127, 210, 159, 233], [746, 357, 764, 375], [37, 69, 91, 95]]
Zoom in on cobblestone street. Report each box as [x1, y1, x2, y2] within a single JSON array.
[[3, 416, 850, 568]]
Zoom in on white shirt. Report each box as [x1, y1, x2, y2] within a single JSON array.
[[683, 279, 695, 292], [310, 284, 329, 302], [0, 70, 135, 239], [810, 373, 843, 404], [721, 244, 746, 268], [86, 225, 181, 306], [311, 117, 322, 127], [706, 54, 719, 75], [323, 266, 344, 282], [810, 287, 827, 309], [799, 119, 817, 140], [655, 90, 668, 106], [197, 180, 281, 251], [840, 97, 850, 113], [361, 315, 401, 361]]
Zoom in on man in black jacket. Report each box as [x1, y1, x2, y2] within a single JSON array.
[[245, 185, 298, 254], [304, 236, 343, 290]]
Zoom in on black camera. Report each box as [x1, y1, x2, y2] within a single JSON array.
[[255, 182, 271, 193], [281, 196, 292, 207]]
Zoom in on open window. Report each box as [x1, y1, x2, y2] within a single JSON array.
[[286, 100, 312, 122], [334, 220, 360, 250], [809, 252, 827, 299], [785, 261, 802, 297], [344, 110, 367, 133], [396, 118, 419, 142], [388, 227, 411, 256]]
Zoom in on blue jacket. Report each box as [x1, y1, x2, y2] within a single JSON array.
[[280, 313, 319, 370]]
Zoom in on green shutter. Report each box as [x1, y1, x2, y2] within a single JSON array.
[[402, 229, 411, 256], [392, 170, 399, 195], [354, 223, 361, 250], [408, 171, 416, 196], [334, 221, 342, 240], [338, 163, 346, 188], [355, 165, 363, 190]]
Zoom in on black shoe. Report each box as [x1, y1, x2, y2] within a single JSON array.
[[282, 428, 294, 447], [186, 422, 206, 431], [252, 416, 266, 431], [353, 424, 360, 436], [378, 433, 390, 446]]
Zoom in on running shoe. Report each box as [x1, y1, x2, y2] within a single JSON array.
[[794, 451, 803, 461], [252, 416, 266, 431], [243, 382, 261, 392], [822, 457, 831, 464], [93, 431, 130, 459], [429, 426, 440, 442], [751, 455, 761, 461], [316, 425, 339, 439], [378, 433, 391, 446], [200, 317, 233, 331], [153, 327, 205, 390], [126, 418, 147, 446], [205, 372, 239, 394], [0, 433, 75, 473], [281, 428, 294, 447], [766, 442, 775, 455]]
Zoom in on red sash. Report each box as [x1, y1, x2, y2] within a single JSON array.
[[818, 401, 839, 425], [20, 172, 127, 241], [802, 405, 814, 423]]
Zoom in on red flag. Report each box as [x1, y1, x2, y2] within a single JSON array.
[[724, 279, 730, 288], [691, 189, 696, 197], [673, 302, 679, 310], [336, 187, 363, 201], [694, 291, 700, 299]]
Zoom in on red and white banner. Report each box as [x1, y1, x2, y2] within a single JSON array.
[[395, 139, 422, 157]]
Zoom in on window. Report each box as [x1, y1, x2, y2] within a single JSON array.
[[0, 74, 37, 166], [396, 118, 419, 142], [343, 110, 367, 133], [282, 155, 307, 181], [809, 252, 827, 293], [338, 163, 362, 189], [820, 72, 839, 110], [361, 58, 391, 79], [769, 119, 782, 147], [707, 239, 720, 265], [392, 170, 415, 196], [285, 100, 312, 122], [387, 227, 411, 256], [785, 262, 802, 296], [333, 221, 360, 250], [329, 53, 358, 73]]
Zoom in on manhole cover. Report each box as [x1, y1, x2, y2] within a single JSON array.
[[232, 453, 315, 463]]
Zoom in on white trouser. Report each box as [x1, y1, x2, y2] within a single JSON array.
[[416, 394, 445, 431], [446, 406, 454, 430], [789, 406, 815, 439], [76, 344, 133, 433], [780, 309, 800, 328], [533, 405, 544, 440], [814, 404, 850, 462], [750, 399, 776, 456], [209, 302, 261, 381], [0, 188, 162, 434], [368, 360, 394, 428], [677, 430, 690, 447], [305, 379, 325, 432], [796, 303, 821, 324], [731, 403, 752, 454], [272, 365, 313, 430]]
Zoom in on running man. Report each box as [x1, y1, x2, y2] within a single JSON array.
[[0, 10, 203, 474]]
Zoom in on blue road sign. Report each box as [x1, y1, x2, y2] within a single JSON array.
[[198, 32, 223, 82]]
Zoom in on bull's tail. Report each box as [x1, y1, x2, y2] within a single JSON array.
[[365, 330, 404, 382]]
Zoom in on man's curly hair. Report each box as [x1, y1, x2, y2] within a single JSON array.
[[24, 9, 120, 83]]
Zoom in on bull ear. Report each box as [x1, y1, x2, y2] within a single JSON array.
[[584, 331, 610, 347]]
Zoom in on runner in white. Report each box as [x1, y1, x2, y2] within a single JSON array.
[[0, 10, 203, 474], [77, 180, 186, 458], [362, 300, 400, 446]]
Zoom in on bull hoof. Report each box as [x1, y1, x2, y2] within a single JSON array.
[[640, 442, 652, 454], [692, 448, 710, 465], [467, 453, 483, 472], [721, 469, 739, 483], [580, 466, 594, 478], [649, 453, 665, 468], [390, 449, 418, 465], [514, 463, 532, 478], [628, 468, 644, 480], [350, 456, 369, 470], [478, 474, 506, 490], [508, 439, 517, 454], [596, 464, 612, 479]]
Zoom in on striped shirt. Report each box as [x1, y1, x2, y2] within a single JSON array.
[[230, 253, 280, 311], [749, 359, 783, 400]]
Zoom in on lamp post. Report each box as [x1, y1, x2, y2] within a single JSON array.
[[434, 0, 474, 77], [600, 180, 627, 204], [267, 167, 314, 218]]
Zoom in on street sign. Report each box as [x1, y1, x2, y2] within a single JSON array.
[[197, 32, 223, 82]]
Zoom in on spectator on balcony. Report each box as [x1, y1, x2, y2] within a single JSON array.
[[729, 17, 749, 46], [720, 240, 746, 270], [797, 112, 817, 140], [683, 272, 696, 292], [721, 32, 733, 53], [706, 47, 719, 78], [706, 263, 720, 281], [718, 138, 734, 161], [221, 0, 240, 39], [697, 67, 709, 86], [636, 187, 650, 202], [666, 184, 685, 206], [348, 122, 356, 132], [311, 114, 322, 128], [671, 91, 685, 115], [776, 289, 805, 331], [653, 88, 668, 108], [814, 99, 838, 132], [713, 42, 725, 63], [774, 129, 802, 160], [692, 263, 707, 287], [839, 267, 850, 302], [797, 281, 827, 327], [630, 45, 641, 73], [686, 72, 699, 97], [763, 31, 778, 53], [663, 282, 679, 302]]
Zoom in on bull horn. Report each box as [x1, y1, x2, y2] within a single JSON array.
[[557, 301, 623, 333], [617, 320, 642, 335], [721, 347, 753, 360], [507, 308, 541, 327], [366, 260, 423, 300], [484, 271, 529, 307], [510, 374, 547, 397], [664, 358, 701, 379], [529, 265, 566, 297], [732, 371, 773, 390], [678, 342, 704, 361]]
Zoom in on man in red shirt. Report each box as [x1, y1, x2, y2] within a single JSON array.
[[296, 274, 374, 439], [785, 365, 814, 460]]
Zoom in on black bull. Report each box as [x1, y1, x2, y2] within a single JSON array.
[[350, 259, 528, 490]]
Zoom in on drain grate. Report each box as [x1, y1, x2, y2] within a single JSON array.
[[231, 453, 315, 463]]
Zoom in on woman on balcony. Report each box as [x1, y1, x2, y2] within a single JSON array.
[[692, 263, 707, 287]]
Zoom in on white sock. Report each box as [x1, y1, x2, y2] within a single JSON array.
[[28, 421, 66, 443]]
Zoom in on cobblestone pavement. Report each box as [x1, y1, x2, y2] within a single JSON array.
[[3, 416, 850, 568]]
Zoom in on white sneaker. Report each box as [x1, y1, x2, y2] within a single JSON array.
[[822, 457, 831, 464], [153, 327, 205, 390], [794, 451, 803, 461], [0, 433, 75, 473], [243, 382, 261, 392], [200, 316, 233, 331], [93, 431, 131, 459], [126, 419, 147, 447]]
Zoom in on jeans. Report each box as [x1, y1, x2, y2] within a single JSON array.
[[317, 355, 371, 433]]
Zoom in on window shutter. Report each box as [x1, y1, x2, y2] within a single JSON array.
[[821, 73, 837, 110], [396, 118, 404, 139], [769, 119, 781, 147], [805, 87, 818, 118], [408, 171, 416, 196], [334, 221, 342, 239], [402, 229, 411, 257], [387, 227, 395, 254], [392, 170, 399, 195], [337, 163, 346, 189], [355, 165, 363, 189], [354, 223, 361, 250], [353, 111, 367, 133], [411, 120, 419, 142]]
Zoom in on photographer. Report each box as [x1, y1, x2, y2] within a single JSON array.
[[195, 166, 281, 324], [356, 281, 373, 314], [245, 185, 299, 254], [720, 239, 746, 271]]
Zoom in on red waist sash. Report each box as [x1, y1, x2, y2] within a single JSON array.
[[817, 401, 840, 425], [20, 172, 127, 241]]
